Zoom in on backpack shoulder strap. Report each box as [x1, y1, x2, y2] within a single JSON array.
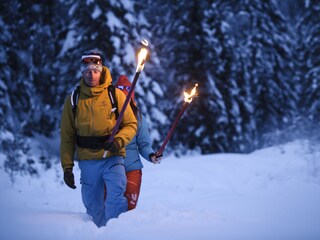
[[70, 85, 119, 120], [108, 85, 119, 119], [71, 85, 81, 117]]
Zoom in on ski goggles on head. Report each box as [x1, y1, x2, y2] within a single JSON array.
[[81, 55, 102, 65], [80, 63, 102, 73], [116, 85, 131, 91]]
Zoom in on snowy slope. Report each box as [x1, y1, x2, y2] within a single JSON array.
[[0, 140, 320, 240]]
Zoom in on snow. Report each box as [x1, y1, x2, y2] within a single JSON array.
[[1, 140, 320, 240], [107, 11, 123, 32], [0, 129, 14, 141], [59, 30, 77, 58]]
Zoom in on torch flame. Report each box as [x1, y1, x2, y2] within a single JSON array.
[[184, 83, 198, 103], [136, 39, 149, 72]]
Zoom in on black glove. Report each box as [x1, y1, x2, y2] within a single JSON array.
[[64, 169, 76, 189], [149, 152, 163, 164], [104, 139, 120, 153]]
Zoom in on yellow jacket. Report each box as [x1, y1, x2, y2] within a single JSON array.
[[60, 66, 137, 171]]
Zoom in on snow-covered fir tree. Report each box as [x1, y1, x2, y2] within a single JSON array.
[[202, 1, 244, 153], [141, 0, 233, 154], [229, 0, 298, 150], [295, 0, 320, 140], [0, 0, 61, 177]]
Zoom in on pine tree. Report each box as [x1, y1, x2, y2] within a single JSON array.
[[0, 0, 68, 137], [231, 0, 298, 149], [141, 0, 202, 153], [142, 0, 269, 153], [0, 0, 53, 177], [296, 0, 320, 140], [202, 1, 246, 152]]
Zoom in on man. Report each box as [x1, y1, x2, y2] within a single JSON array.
[[60, 49, 137, 227]]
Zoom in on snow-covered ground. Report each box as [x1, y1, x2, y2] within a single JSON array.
[[1, 140, 320, 240]]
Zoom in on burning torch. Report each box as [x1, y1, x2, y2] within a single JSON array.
[[155, 83, 198, 157], [103, 39, 149, 158]]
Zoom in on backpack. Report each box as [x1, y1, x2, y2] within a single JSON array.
[[70, 85, 119, 119]]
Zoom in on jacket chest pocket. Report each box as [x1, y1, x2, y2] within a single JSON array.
[[76, 99, 115, 135], [93, 103, 115, 134]]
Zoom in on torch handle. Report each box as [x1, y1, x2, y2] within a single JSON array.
[[103, 71, 141, 158], [156, 102, 189, 156], [108, 71, 141, 144]]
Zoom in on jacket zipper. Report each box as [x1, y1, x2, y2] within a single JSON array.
[[91, 98, 95, 131]]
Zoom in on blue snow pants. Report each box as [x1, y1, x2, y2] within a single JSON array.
[[78, 156, 128, 227]]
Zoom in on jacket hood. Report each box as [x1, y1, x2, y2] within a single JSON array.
[[100, 66, 112, 85], [80, 66, 112, 97]]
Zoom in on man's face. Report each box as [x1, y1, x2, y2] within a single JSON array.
[[83, 70, 101, 87]]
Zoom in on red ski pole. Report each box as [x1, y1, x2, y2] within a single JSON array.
[[103, 39, 149, 158], [156, 83, 198, 156]]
